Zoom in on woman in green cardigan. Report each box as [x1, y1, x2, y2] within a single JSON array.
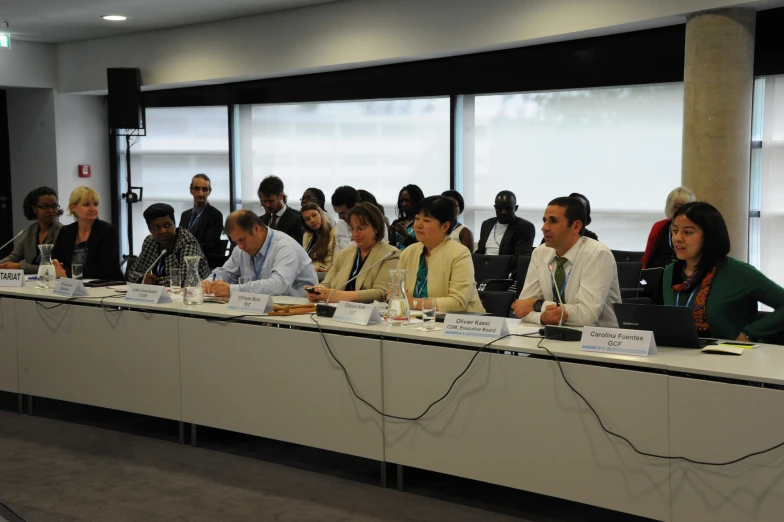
[[661, 202, 784, 343]]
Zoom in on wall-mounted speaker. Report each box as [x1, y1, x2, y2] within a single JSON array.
[[107, 68, 145, 130]]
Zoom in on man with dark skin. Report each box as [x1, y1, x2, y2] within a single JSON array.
[[475, 190, 535, 258]]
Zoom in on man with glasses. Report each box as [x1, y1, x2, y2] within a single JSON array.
[[129, 203, 210, 285], [179, 174, 224, 255], [475, 190, 535, 275]]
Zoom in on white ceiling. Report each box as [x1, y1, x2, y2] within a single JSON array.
[[0, 0, 342, 43]]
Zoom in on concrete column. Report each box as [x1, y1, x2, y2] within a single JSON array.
[[682, 8, 755, 261]]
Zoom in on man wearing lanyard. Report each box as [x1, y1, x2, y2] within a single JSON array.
[[178, 174, 224, 255], [511, 197, 621, 327], [203, 210, 318, 298]]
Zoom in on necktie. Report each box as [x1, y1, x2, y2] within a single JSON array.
[[554, 256, 568, 303], [270, 214, 278, 229]]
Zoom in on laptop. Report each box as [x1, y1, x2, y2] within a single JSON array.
[[638, 267, 664, 299], [612, 303, 717, 348]]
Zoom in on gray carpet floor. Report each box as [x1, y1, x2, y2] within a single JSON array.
[[0, 407, 652, 522], [0, 411, 530, 522]]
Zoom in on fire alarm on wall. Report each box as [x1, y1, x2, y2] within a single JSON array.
[[78, 165, 91, 178]]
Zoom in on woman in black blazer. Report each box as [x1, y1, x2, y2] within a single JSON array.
[[52, 186, 123, 281]]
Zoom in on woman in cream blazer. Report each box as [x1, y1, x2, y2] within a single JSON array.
[[307, 203, 399, 304], [397, 196, 485, 313]]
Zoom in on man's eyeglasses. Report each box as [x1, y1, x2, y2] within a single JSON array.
[[35, 204, 60, 211], [191, 186, 211, 193]]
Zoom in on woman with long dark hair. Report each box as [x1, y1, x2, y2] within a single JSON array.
[[300, 202, 336, 272]]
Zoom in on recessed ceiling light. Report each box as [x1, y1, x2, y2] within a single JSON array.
[[102, 15, 127, 21]]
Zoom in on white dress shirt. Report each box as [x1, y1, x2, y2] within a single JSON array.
[[485, 223, 508, 256], [519, 236, 621, 327], [209, 229, 318, 297]]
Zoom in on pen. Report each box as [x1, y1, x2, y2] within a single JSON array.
[[212, 274, 217, 282]]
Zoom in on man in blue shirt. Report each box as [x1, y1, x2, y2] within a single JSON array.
[[202, 210, 317, 298]]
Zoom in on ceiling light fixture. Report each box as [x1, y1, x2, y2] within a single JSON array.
[[102, 15, 127, 21]]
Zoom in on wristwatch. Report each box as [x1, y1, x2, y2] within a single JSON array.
[[533, 299, 545, 313], [412, 299, 418, 310]]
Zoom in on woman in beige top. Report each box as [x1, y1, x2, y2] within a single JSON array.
[[307, 203, 399, 304], [300, 202, 336, 272], [397, 196, 485, 313]]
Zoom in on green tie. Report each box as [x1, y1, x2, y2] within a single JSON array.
[[554, 256, 568, 303]]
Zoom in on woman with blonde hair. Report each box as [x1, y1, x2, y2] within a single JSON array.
[[300, 202, 336, 272], [52, 186, 123, 280], [642, 186, 696, 269]]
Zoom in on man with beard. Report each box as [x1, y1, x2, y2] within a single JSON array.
[[475, 190, 535, 259], [179, 174, 224, 255]]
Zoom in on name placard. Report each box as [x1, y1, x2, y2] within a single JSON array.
[[0, 269, 24, 287], [580, 326, 657, 356], [227, 292, 273, 313], [124, 283, 172, 304], [52, 278, 89, 297], [443, 314, 509, 338], [332, 301, 383, 326]]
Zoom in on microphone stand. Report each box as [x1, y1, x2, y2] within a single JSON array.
[[0, 229, 25, 253]]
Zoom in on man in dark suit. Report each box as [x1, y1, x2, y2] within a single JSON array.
[[179, 174, 224, 255], [476, 190, 535, 259], [258, 175, 304, 245]]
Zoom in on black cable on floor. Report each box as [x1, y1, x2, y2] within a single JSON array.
[[0, 497, 28, 522]]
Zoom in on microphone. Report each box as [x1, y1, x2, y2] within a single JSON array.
[[143, 249, 167, 278], [0, 229, 25, 252], [542, 263, 582, 342], [119, 255, 132, 269], [316, 250, 398, 316]]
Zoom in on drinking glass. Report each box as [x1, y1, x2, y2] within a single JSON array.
[[71, 264, 84, 280], [422, 298, 437, 330], [169, 269, 182, 295], [239, 277, 253, 293]]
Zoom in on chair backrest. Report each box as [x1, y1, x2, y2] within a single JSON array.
[[472, 254, 513, 285], [478, 290, 515, 318], [515, 255, 532, 292], [217, 239, 229, 255], [617, 261, 643, 291], [612, 250, 644, 263], [758, 310, 784, 345], [122, 255, 137, 279]]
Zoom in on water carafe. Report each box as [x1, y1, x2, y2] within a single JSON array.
[[36, 244, 56, 289], [387, 269, 410, 326], [183, 255, 204, 305]]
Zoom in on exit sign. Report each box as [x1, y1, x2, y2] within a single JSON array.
[[0, 34, 10, 49]]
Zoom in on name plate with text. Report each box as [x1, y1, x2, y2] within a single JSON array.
[[444, 314, 509, 338], [124, 283, 172, 304], [227, 292, 273, 313], [0, 269, 24, 287], [332, 301, 383, 326], [580, 326, 657, 356], [52, 278, 89, 297]]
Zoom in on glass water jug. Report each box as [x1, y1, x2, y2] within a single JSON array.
[[387, 269, 410, 326], [183, 255, 204, 305], [36, 244, 56, 289]]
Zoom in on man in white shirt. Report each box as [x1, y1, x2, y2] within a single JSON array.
[[511, 196, 621, 327]]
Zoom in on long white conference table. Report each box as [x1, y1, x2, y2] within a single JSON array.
[[1, 284, 784, 522]]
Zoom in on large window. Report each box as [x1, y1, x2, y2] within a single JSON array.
[[759, 75, 784, 287], [236, 98, 450, 223], [457, 84, 684, 250], [119, 107, 230, 255]]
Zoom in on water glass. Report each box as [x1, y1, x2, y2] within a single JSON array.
[[239, 277, 253, 293], [169, 269, 182, 294], [71, 264, 84, 280], [422, 298, 437, 330]]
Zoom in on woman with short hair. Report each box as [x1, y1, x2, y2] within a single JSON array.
[[642, 186, 696, 269], [52, 186, 123, 280], [307, 202, 399, 304], [0, 187, 63, 273], [300, 202, 336, 272], [397, 196, 485, 313], [661, 201, 784, 343]]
